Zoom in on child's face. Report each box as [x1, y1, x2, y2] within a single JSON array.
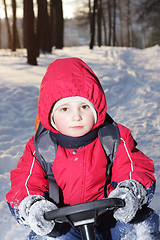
[[53, 101, 95, 137]]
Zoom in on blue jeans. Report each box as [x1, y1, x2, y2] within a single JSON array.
[[27, 207, 160, 240]]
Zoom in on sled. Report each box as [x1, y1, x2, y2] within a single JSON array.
[[45, 198, 125, 240]]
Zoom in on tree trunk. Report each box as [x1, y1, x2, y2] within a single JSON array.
[[56, 0, 64, 49], [37, 0, 52, 54], [3, 0, 12, 48], [113, 0, 116, 46], [50, 0, 64, 49], [101, 2, 107, 46], [23, 0, 37, 65], [107, 0, 112, 46], [89, 0, 97, 49], [12, 0, 20, 51], [88, 0, 92, 38], [127, 0, 132, 47], [97, 0, 102, 47], [118, 0, 124, 47], [50, 0, 56, 47]]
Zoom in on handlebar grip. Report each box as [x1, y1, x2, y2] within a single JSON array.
[[44, 211, 56, 221]]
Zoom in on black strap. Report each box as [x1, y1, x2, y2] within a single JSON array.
[[48, 175, 60, 204], [98, 114, 120, 197]]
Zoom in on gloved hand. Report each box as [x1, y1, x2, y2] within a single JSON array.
[[109, 180, 148, 223], [19, 195, 57, 236]]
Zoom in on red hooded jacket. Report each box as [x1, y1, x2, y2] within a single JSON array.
[[6, 58, 155, 208]]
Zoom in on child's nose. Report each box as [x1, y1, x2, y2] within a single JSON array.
[[72, 110, 82, 121]]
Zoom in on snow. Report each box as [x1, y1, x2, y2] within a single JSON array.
[[0, 45, 160, 239]]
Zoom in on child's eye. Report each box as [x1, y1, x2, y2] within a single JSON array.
[[81, 104, 89, 110], [61, 107, 69, 112]]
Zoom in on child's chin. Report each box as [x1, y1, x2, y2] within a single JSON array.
[[68, 131, 85, 138]]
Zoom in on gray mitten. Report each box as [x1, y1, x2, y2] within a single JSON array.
[[19, 195, 57, 235], [109, 180, 148, 223]]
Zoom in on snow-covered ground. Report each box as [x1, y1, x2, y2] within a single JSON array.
[[0, 46, 160, 239]]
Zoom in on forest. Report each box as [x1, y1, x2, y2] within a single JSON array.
[[0, 0, 160, 65]]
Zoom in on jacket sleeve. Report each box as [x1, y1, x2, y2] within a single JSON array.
[[6, 136, 49, 209], [107, 123, 156, 202]]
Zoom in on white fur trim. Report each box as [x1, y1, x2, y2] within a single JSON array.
[[50, 97, 97, 130]]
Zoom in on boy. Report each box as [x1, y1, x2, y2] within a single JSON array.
[[6, 58, 159, 239]]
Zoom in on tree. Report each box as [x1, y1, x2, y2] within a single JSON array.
[[101, 1, 107, 46], [127, 0, 133, 47], [23, 0, 37, 65], [97, 0, 102, 47], [12, 0, 20, 51], [3, 0, 12, 48], [89, 0, 97, 49], [137, 0, 160, 46], [112, 0, 117, 46], [37, 0, 52, 54], [118, 0, 124, 46], [88, 0, 92, 38], [107, 0, 112, 46], [50, 0, 64, 49]]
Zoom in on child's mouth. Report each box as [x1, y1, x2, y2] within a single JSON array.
[[71, 126, 83, 129]]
